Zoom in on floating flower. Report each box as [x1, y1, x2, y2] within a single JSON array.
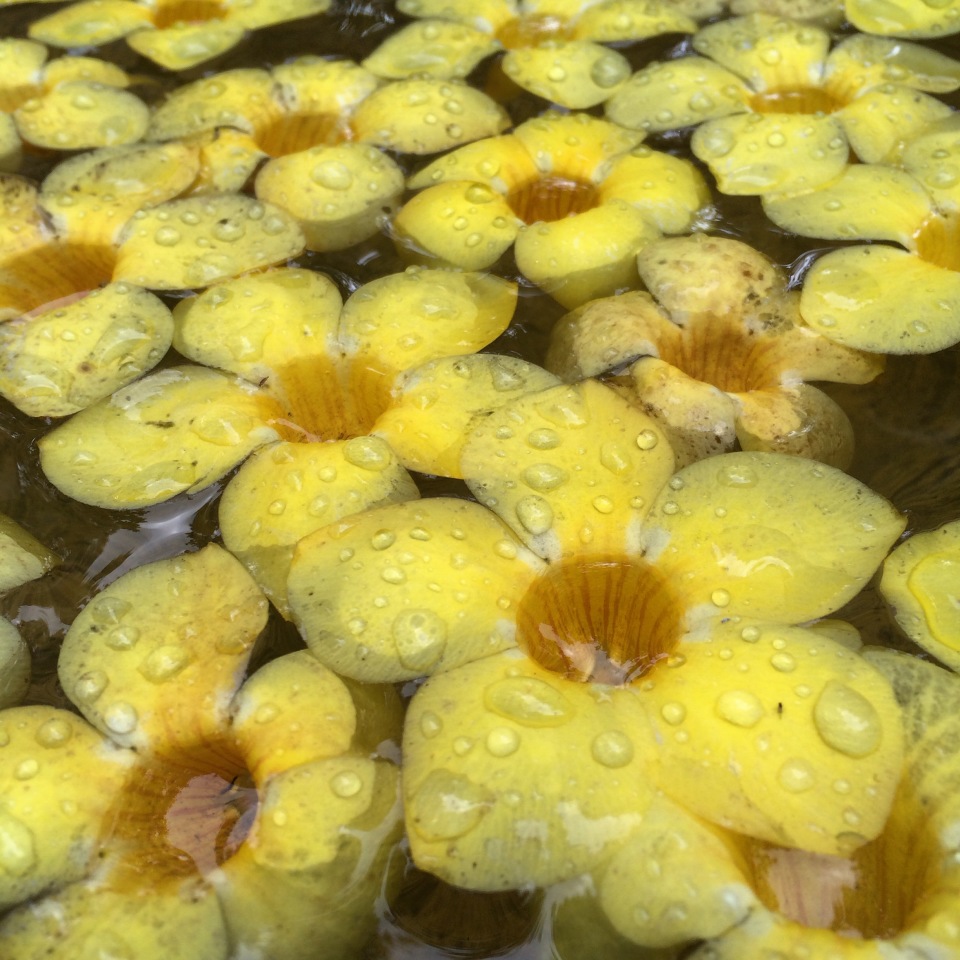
[[605, 13, 960, 195], [361, 0, 699, 109], [25, 0, 331, 71], [880, 517, 960, 672], [147, 59, 508, 250], [546, 234, 883, 467], [0, 545, 403, 959], [287, 379, 906, 913], [846, 0, 960, 38], [393, 112, 710, 308], [37, 266, 557, 612]]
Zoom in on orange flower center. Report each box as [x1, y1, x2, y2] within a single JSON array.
[[913, 211, 960, 272], [254, 113, 354, 159], [515, 557, 683, 685], [495, 14, 571, 49], [152, 0, 227, 28], [749, 86, 846, 115], [506, 176, 598, 224]]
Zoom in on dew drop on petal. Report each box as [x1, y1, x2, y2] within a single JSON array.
[[485, 726, 520, 757], [35, 718, 73, 748], [515, 496, 554, 535], [392, 609, 448, 671], [410, 768, 494, 841], [715, 689, 764, 728], [103, 702, 139, 735], [778, 758, 816, 793], [591, 730, 633, 768], [485, 676, 574, 727], [0, 813, 37, 877], [330, 769, 363, 798], [420, 711, 443, 738], [813, 681, 881, 758]]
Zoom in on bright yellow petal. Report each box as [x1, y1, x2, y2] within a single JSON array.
[[0, 116, 20, 173], [362, 20, 499, 79], [461, 380, 675, 559], [0, 705, 132, 909], [397, 0, 513, 30], [126, 22, 246, 71], [846, 0, 960, 38], [604, 56, 749, 133], [255, 143, 404, 252], [501, 40, 631, 109], [573, 0, 697, 41], [113, 195, 304, 290], [693, 113, 848, 195], [641, 451, 906, 623], [728, 0, 843, 27], [41, 54, 130, 88], [271, 56, 379, 117], [800, 246, 960, 353], [902, 113, 960, 213], [0, 283, 173, 417], [0, 514, 58, 592], [827, 33, 960, 95], [374, 354, 560, 477], [0, 619, 29, 708], [0, 40, 46, 106], [38, 366, 280, 509], [880, 519, 960, 672], [406, 133, 537, 191], [219, 438, 419, 614], [28, 0, 151, 47], [287, 498, 542, 681], [229, 0, 330, 28], [404, 649, 656, 889], [647, 620, 903, 854], [0, 177, 48, 275], [186, 127, 264, 195]]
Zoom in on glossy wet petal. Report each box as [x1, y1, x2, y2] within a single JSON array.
[[828, 33, 960, 94], [0, 620, 29, 708], [462, 380, 675, 560], [287, 498, 542, 681], [846, 0, 960, 38], [880, 519, 960, 672], [0, 178, 48, 276], [406, 134, 537, 191], [573, 0, 697, 41], [641, 451, 905, 623], [403, 649, 656, 889], [231, 0, 330, 28], [0, 117, 19, 172], [0, 40, 47, 104], [0, 515, 58, 593], [362, 19, 499, 79], [126, 22, 246, 71], [901, 113, 960, 212], [38, 366, 279, 509], [28, 0, 150, 47]]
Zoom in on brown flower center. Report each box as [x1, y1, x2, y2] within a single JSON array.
[[495, 14, 571, 49], [506, 177, 598, 224], [515, 556, 683, 685], [913, 212, 960, 272], [749, 87, 846, 115], [254, 113, 354, 159], [152, 0, 227, 28]]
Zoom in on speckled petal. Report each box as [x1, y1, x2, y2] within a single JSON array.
[[288, 498, 541, 681], [126, 22, 246, 71], [462, 380, 675, 560], [59, 545, 268, 753], [38, 366, 279, 509], [648, 620, 903, 854], [0, 515, 58, 593], [604, 57, 749, 133], [692, 113, 848, 196], [220, 438, 418, 615], [641, 451, 905, 623], [403, 649, 656, 889], [256, 143, 404, 252], [501, 40, 631, 109], [902, 113, 960, 212], [0, 178, 48, 273], [28, 0, 151, 47], [373, 354, 560, 478], [846, 0, 960, 39], [880, 519, 960, 671], [353, 79, 509, 154], [113, 196, 304, 290], [0, 619, 29, 708], [763, 164, 931, 244], [0, 705, 133, 909], [573, 0, 697, 41], [392, 181, 519, 271], [363, 20, 499, 79], [0, 284, 173, 418], [800, 246, 960, 353]]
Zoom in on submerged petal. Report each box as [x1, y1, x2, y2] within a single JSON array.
[[0, 515, 58, 593], [0, 619, 29, 708]]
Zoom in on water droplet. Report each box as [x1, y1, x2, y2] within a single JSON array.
[[741, 625, 761, 643], [770, 652, 796, 672], [591, 55, 628, 89], [485, 676, 573, 727], [717, 463, 758, 487], [331, 769, 363, 798], [410, 768, 493, 841], [711, 589, 731, 607], [90, 597, 132, 626], [660, 702, 686, 726], [15, 759, 38, 780], [420, 710, 442, 738], [138, 644, 192, 683], [521, 463, 568, 492], [592, 496, 614, 514], [527, 428, 561, 450], [778, 757, 816, 793], [766, 131, 786, 148], [105, 625, 140, 650], [453, 736, 473, 755], [154, 226, 182, 247], [371, 529, 396, 550], [311, 160, 354, 190], [381, 567, 407, 584], [715, 690, 764, 728], [486, 726, 520, 757], [36, 718, 73, 748], [515, 496, 553, 535], [813, 681, 881, 758], [74, 670, 108, 703], [392, 609, 448, 671], [591, 730, 633, 768], [103, 702, 138, 735], [343, 436, 390, 470], [0, 813, 36, 876], [636, 429, 659, 450]]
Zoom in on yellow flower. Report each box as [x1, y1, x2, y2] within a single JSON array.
[[147, 59, 509, 250], [847, 0, 960, 38], [24, 0, 332, 71], [37, 266, 557, 612], [287, 379, 906, 912], [547, 233, 884, 467], [361, 0, 700, 109], [393, 111, 710, 308], [0, 545, 403, 960], [606, 12, 960, 195], [0, 144, 304, 418]]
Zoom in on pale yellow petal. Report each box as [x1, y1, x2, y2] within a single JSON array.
[[827, 33, 960, 95], [362, 20, 499, 79], [0, 514, 58, 592], [846, 0, 960, 38], [28, 0, 151, 47], [0, 619, 29, 708], [41, 55, 130, 89], [230, 0, 330, 29], [901, 112, 960, 213], [406, 134, 537, 191], [396, 0, 512, 29], [0, 40, 46, 102], [0, 116, 20, 173], [127, 22, 246, 71], [573, 0, 697, 41]]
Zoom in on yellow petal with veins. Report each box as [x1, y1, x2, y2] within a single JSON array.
[[403, 649, 656, 889], [288, 498, 541, 682], [647, 621, 903, 854], [59, 545, 268, 753], [462, 380, 675, 560], [220, 438, 419, 614], [573, 0, 697, 41], [28, 0, 151, 47], [373, 354, 560, 478], [0, 705, 133, 910], [0, 177, 48, 271], [605, 56, 749, 133], [38, 366, 279, 509], [880, 519, 960, 672], [126, 22, 246, 71], [362, 20, 500, 79], [641, 451, 905, 623], [847, 0, 960, 38], [0, 514, 58, 592], [407, 134, 537, 191], [0, 619, 29, 708]]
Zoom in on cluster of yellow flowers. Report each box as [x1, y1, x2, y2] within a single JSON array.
[[1, 0, 960, 957]]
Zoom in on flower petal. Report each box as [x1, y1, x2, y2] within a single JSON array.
[[113, 195, 304, 290], [647, 621, 903, 854], [501, 40, 631, 109], [126, 22, 246, 71], [231, 0, 330, 28], [288, 498, 541, 681], [0, 40, 47, 103], [605, 57, 749, 133], [42, 54, 131, 88], [800, 246, 960, 353], [362, 20, 499, 79], [59, 545, 268, 753], [256, 143, 403, 252], [373, 354, 560, 478], [573, 0, 697, 41], [403, 649, 656, 889], [28, 0, 150, 47], [827, 33, 960, 94], [0, 514, 58, 592], [0, 116, 19, 173], [693, 113, 848, 195], [0, 705, 132, 909], [0, 283, 173, 418], [38, 366, 279, 509], [219, 438, 419, 614], [462, 380, 675, 559], [902, 113, 960, 213], [880, 519, 960, 672], [641, 451, 905, 623], [406, 133, 537, 191], [0, 619, 29, 708], [846, 0, 960, 38]]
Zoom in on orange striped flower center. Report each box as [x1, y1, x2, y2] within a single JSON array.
[[507, 176, 598, 224]]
